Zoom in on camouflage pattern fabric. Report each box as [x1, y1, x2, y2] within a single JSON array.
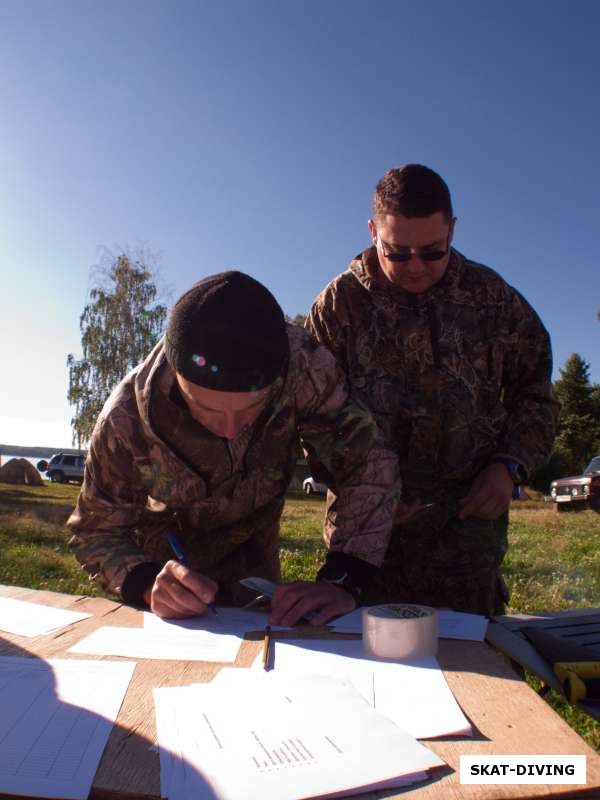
[[308, 247, 558, 614], [67, 325, 400, 600]]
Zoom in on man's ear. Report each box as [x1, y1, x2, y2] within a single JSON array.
[[367, 218, 377, 245], [449, 216, 457, 244]]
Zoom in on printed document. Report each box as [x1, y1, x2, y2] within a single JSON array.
[[0, 596, 91, 637], [252, 638, 471, 738], [154, 673, 444, 800], [0, 656, 134, 799]]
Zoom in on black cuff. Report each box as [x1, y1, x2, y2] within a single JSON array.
[[121, 562, 162, 607], [317, 552, 379, 602]]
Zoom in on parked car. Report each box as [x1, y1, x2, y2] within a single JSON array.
[[549, 456, 600, 512], [302, 476, 327, 495], [37, 453, 86, 484]]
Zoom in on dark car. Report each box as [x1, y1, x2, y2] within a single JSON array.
[[550, 456, 600, 512]]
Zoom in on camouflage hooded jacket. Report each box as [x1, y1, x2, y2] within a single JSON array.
[[308, 247, 558, 506], [67, 325, 400, 600]]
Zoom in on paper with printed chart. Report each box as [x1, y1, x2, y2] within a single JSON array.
[[153, 672, 444, 800], [0, 595, 91, 637], [0, 656, 135, 799], [251, 638, 472, 738]]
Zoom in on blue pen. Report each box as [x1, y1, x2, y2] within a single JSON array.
[[166, 530, 218, 615]]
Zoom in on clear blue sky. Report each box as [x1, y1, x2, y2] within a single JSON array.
[[1, 0, 599, 447]]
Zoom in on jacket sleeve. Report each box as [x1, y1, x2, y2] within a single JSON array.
[[306, 289, 350, 371], [495, 288, 559, 477], [67, 413, 160, 598], [295, 337, 400, 568]]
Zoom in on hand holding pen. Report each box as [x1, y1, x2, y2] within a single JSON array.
[[144, 531, 219, 619]]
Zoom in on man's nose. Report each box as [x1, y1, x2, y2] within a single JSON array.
[[405, 253, 428, 271], [220, 412, 244, 440]]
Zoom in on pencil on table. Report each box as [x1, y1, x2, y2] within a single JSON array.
[[262, 625, 272, 671]]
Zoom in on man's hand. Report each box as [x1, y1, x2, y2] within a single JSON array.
[[458, 463, 513, 519], [396, 498, 434, 524], [144, 559, 218, 618], [269, 581, 356, 627]]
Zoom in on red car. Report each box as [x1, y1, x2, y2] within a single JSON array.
[[550, 456, 600, 512]]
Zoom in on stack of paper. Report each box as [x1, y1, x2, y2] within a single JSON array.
[[251, 638, 472, 739], [154, 671, 445, 800], [0, 656, 135, 799]]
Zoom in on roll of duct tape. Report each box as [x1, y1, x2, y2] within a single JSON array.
[[362, 604, 438, 660]]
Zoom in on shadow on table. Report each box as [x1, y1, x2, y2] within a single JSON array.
[[0, 636, 218, 800]]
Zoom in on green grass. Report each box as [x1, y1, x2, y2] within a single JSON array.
[[504, 507, 600, 612], [1, 482, 599, 750], [0, 482, 108, 597], [279, 494, 327, 581]]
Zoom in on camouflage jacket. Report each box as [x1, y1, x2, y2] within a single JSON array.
[[308, 246, 558, 506], [67, 325, 400, 599]]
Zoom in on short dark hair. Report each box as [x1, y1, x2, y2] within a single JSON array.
[[373, 164, 453, 222]]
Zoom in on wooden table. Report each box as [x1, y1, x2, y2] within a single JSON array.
[[1, 584, 600, 800], [487, 608, 600, 721]]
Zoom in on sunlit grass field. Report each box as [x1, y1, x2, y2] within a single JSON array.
[[1, 481, 599, 749]]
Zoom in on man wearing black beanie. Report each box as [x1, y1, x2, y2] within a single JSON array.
[[164, 271, 289, 395], [68, 271, 400, 625]]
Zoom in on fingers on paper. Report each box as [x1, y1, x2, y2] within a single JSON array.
[[270, 581, 355, 627]]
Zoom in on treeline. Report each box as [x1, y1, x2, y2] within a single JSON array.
[[532, 353, 600, 491]]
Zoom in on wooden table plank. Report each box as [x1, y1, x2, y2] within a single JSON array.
[[1, 586, 599, 800]]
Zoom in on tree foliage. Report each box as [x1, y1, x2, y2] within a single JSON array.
[[67, 251, 167, 447], [285, 313, 307, 327], [549, 354, 600, 480]]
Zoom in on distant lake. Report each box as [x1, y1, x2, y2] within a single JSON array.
[[0, 453, 50, 480]]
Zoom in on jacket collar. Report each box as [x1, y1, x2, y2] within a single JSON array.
[[348, 245, 466, 304]]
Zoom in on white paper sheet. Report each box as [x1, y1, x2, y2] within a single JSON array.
[[251, 638, 471, 738], [437, 609, 488, 640], [0, 596, 91, 637], [143, 607, 291, 637], [69, 625, 241, 662], [0, 656, 135, 799], [211, 666, 377, 710], [329, 606, 488, 640], [154, 673, 444, 800]]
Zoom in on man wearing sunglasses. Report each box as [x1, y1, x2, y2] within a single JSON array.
[[293, 164, 558, 618]]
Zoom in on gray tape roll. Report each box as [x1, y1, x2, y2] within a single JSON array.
[[362, 604, 438, 660]]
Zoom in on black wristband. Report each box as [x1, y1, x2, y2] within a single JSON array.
[[317, 553, 378, 603], [121, 562, 162, 607]]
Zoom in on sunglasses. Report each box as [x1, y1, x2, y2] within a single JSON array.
[[379, 233, 450, 263]]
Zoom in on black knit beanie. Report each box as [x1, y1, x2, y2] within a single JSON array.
[[164, 271, 289, 391]]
